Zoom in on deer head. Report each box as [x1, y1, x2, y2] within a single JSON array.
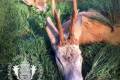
[[46, 0, 83, 80]]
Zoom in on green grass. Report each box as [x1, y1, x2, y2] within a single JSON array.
[[85, 45, 120, 80], [0, 0, 63, 79], [0, 0, 20, 63], [78, 0, 120, 26], [0, 0, 120, 80]]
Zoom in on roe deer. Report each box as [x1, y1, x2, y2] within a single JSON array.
[[46, 0, 120, 79], [46, 0, 83, 80]]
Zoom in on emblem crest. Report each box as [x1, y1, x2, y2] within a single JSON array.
[[8, 54, 43, 80], [13, 57, 36, 80]]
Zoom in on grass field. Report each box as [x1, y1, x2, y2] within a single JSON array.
[[0, 0, 120, 80]]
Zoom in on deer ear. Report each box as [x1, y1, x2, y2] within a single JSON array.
[[46, 17, 58, 45]]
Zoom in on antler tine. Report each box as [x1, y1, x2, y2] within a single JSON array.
[[54, 9, 65, 44], [69, 0, 78, 39], [51, 0, 64, 44], [52, 0, 56, 16]]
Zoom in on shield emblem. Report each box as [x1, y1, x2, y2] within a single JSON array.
[[13, 57, 36, 80]]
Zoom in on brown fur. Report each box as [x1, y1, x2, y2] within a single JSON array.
[[62, 11, 120, 45]]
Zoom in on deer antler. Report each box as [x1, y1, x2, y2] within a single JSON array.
[[52, 0, 56, 15], [52, 0, 64, 45], [54, 9, 65, 45], [69, 0, 78, 39]]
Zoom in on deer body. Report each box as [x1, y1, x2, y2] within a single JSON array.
[[63, 11, 120, 45]]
